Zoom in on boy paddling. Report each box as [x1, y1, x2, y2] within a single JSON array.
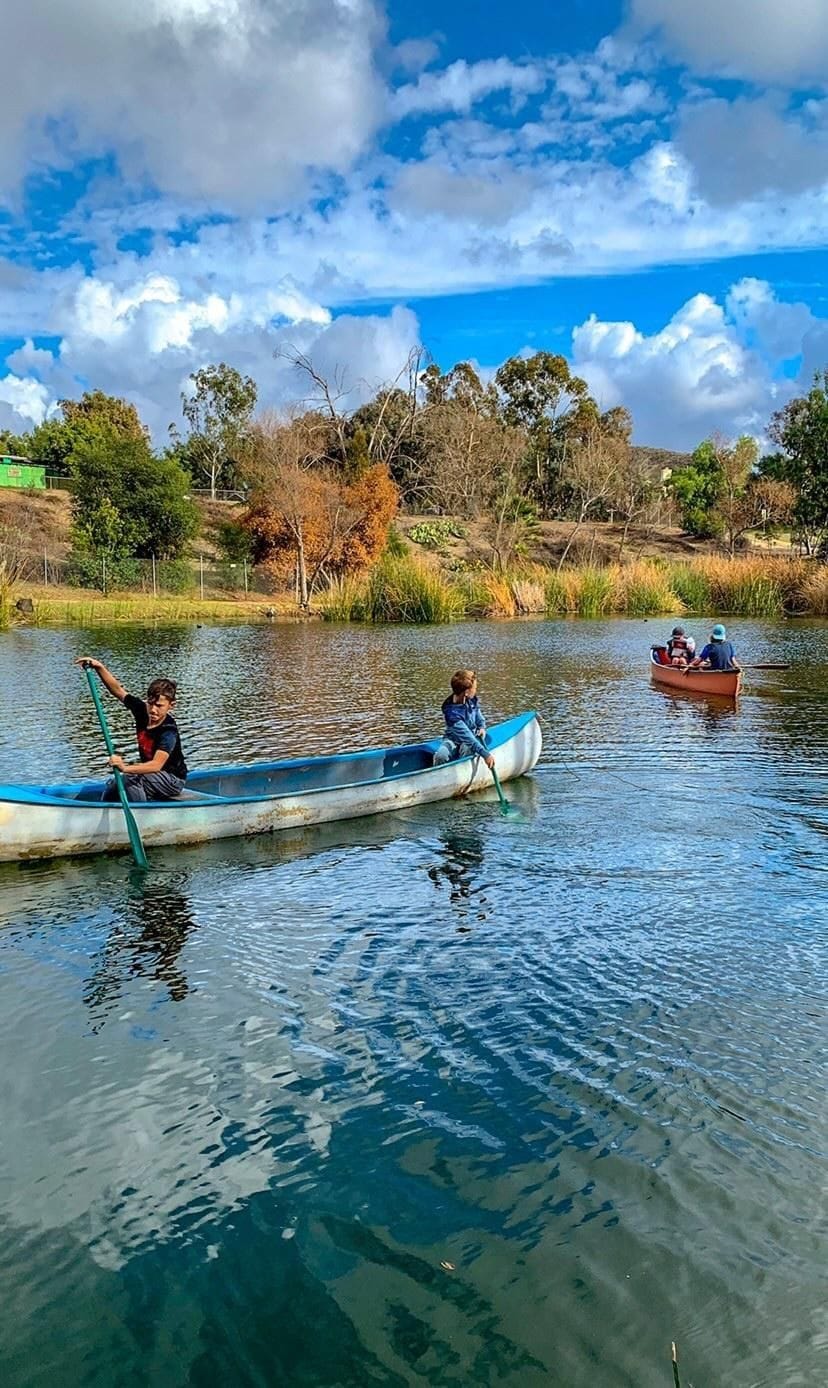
[[76, 658, 188, 802], [433, 669, 495, 770]]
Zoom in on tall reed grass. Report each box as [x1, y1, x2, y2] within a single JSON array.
[[451, 570, 519, 617], [14, 553, 828, 628], [510, 577, 546, 614], [318, 575, 368, 622], [668, 565, 712, 613], [367, 556, 464, 623], [321, 556, 462, 623], [669, 556, 796, 615], [798, 565, 828, 615], [543, 562, 679, 616], [614, 561, 681, 615]]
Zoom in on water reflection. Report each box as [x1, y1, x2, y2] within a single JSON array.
[[83, 871, 198, 1025], [652, 684, 741, 729], [427, 833, 488, 928]]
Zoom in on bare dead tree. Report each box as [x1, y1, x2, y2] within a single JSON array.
[[276, 345, 427, 475], [557, 426, 624, 570]]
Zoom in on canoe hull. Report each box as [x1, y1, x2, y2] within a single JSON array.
[[0, 713, 542, 863], [650, 657, 741, 697]]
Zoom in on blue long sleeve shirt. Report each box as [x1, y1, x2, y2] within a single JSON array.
[[441, 694, 488, 758]]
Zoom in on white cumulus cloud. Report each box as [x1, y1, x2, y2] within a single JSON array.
[[391, 58, 548, 119], [571, 280, 828, 449], [0, 0, 386, 208], [0, 374, 54, 433], [0, 267, 420, 440]]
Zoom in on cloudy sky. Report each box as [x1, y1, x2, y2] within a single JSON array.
[[1, 0, 827, 448]]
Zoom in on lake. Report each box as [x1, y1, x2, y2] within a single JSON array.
[[0, 617, 825, 1387]]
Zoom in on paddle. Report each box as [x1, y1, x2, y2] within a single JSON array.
[[82, 662, 149, 869], [489, 762, 520, 819]]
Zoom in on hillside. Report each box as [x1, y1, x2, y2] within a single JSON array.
[[0, 488, 241, 564], [0, 486, 780, 584], [394, 513, 718, 566]]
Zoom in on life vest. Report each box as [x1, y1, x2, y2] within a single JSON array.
[[667, 635, 691, 657]]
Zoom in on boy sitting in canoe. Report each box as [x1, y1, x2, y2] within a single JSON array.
[[666, 626, 696, 666], [75, 657, 188, 802], [433, 669, 495, 769], [689, 625, 741, 672]]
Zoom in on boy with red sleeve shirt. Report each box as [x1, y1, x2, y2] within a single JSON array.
[[75, 657, 188, 802]]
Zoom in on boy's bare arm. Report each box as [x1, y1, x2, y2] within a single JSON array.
[[75, 657, 127, 701]]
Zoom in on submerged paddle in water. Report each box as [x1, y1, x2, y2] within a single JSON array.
[[489, 763, 522, 819]]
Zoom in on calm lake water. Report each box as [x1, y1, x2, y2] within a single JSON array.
[[0, 618, 826, 1388]]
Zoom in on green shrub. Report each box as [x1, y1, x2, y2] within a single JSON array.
[[157, 558, 197, 594], [408, 519, 468, 551], [66, 548, 141, 592], [216, 518, 254, 564]]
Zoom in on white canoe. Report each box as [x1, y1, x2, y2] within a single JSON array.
[[0, 712, 542, 863]]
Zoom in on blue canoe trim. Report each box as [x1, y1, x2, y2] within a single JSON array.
[[0, 712, 539, 810]]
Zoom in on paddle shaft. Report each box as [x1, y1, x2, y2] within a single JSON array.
[[490, 764, 510, 814], [83, 664, 148, 869]]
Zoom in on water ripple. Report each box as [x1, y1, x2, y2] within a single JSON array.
[[0, 618, 826, 1386]]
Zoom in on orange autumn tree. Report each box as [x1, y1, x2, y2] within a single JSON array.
[[243, 412, 398, 608]]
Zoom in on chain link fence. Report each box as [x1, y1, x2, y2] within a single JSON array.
[[1, 541, 284, 598]]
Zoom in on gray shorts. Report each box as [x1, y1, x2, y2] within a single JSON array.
[[432, 737, 461, 766], [102, 770, 185, 803]]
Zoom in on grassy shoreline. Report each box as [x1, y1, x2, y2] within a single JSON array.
[[2, 585, 298, 627], [320, 554, 828, 623], [2, 555, 828, 628]]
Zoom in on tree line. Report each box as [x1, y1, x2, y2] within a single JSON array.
[[2, 354, 827, 598]]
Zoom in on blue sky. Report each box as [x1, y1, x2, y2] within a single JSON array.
[[1, 0, 827, 448]]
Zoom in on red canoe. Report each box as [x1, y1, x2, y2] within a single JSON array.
[[650, 652, 741, 698]]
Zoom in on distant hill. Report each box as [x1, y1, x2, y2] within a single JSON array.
[[631, 446, 692, 477]]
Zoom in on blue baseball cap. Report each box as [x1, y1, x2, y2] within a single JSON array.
[[711, 624, 727, 640]]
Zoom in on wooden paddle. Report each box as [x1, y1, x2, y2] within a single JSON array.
[[82, 662, 148, 869]]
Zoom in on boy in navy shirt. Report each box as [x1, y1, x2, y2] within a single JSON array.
[[690, 624, 740, 672], [433, 669, 495, 768], [76, 657, 188, 801]]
